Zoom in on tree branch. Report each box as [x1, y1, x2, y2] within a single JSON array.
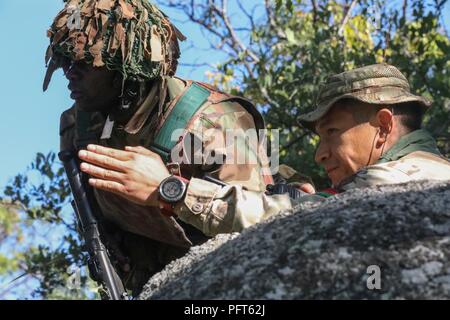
[[311, 0, 318, 24], [219, 0, 260, 63], [402, 0, 408, 21], [264, 0, 286, 39], [282, 132, 309, 150], [338, 0, 358, 36]]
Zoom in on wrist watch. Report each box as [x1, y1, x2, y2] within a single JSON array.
[[158, 175, 189, 215]]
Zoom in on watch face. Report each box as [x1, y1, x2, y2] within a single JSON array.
[[159, 176, 187, 203]]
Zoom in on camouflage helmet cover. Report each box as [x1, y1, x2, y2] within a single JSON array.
[[43, 0, 186, 91], [298, 63, 432, 131]]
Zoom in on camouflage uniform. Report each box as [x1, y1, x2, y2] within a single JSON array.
[[298, 63, 450, 190], [337, 130, 450, 191], [181, 63, 450, 233], [48, 1, 272, 295], [60, 77, 272, 294]]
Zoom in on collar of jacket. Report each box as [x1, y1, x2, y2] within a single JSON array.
[[377, 129, 441, 163]]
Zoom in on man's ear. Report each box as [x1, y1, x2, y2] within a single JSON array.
[[374, 108, 393, 147]]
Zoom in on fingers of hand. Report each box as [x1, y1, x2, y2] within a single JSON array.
[[299, 183, 316, 194], [88, 178, 127, 195], [125, 145, 156, 157], [86, 144, 132, 161], [78, 150, 126, 171], [80, 162, 125, 183]]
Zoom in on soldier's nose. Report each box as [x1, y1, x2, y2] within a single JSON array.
[[314, 142, 325, 164], [315, 142, 330, 165], [65, 64, 82, 82]]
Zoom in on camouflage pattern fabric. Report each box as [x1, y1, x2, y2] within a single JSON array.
[[338, 130, 450, 191], [163, 63, 450, 277], [60, 76, 272, 295], [183, 130, 450, 241], [53, 0, 273, 298], [338, 150, 450, 191]]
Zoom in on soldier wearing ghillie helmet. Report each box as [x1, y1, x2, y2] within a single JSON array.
[[45, 0, 273, 296]]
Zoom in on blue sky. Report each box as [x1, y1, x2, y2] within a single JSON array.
[[0, 0, 449, 190]]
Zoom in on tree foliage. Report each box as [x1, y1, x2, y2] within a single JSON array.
[[0, 153, 95, 299]]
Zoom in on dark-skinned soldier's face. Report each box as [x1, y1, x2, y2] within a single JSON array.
[[64, 60, 122, 113]]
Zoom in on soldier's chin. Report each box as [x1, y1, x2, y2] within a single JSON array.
[[76, 100, 111, 113], [328, 170, 343, 187], [76, 101, 97, 112]]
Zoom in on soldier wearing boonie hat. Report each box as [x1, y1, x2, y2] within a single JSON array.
[[298, 63, 450, 190], [298, 63, 431, 129]]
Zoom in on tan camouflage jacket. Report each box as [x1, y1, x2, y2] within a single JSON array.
[[60, 77, 272, 248], [184, 129, 450, 234], [338, 130, 450, 191]]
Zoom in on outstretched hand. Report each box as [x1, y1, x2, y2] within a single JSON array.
[[78, 144, 170, 207]]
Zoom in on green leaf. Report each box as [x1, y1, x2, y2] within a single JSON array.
[[285, 28, 296, 44]]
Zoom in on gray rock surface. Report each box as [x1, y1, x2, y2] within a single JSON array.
[[139, 180, 450, 300]]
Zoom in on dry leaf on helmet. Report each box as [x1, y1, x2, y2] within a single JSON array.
[[89, 39, 105, 67], [74, 32, 87, 60], [97, 0, 115, 12], [173, 25, 187, 41], [99, 13, 109, 31], [43, 56, 61, 92], [150, 25, 163, 62], [67, 0, 80, 7], [119, 0, 135, 19], [80, 1, 94, 17], [87, 18, 98, 46], [55, 15, 68, 29], [52, 27, 69, 46]]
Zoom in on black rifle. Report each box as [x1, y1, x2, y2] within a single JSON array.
[[58, 151, 128, 300], [266, 175, 308, 200]]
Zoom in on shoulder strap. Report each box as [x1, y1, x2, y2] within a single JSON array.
[[153, 82, 211, 161], [153, 81, 267, 168]]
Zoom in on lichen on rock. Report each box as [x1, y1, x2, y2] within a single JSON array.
[[139, 180, 450, 300]]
